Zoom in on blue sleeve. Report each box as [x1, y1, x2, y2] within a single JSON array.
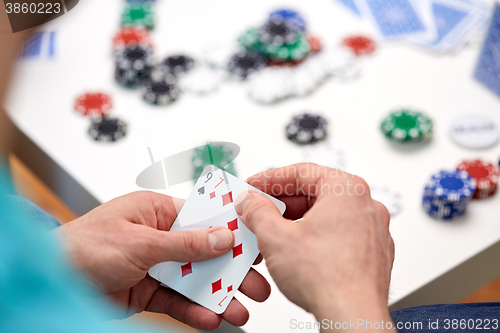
[[6, 195, 61, 229], [0, 166, 178, 333]]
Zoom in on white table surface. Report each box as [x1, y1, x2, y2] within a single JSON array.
[[5, 0, 500, 332]]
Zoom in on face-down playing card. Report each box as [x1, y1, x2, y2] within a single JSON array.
[[149, 165, 286, 314]]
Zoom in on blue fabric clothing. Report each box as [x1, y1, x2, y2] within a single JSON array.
[[0, 165, 175, 333], [391, 303, 500, 332], [6, 195, 61, 229]]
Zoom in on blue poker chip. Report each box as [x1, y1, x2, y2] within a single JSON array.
[[269, 9, 306, 32], [425, 170, 476, 202]]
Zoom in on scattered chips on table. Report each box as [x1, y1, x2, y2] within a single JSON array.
[[381, 109, 433, 142], [448, 114, 499, 149], [303, 143, 344, 170], [457, 159, 499, 199], [422, 170, 476, 220], [228, 50, 267, 80], [370, 186, 402, 216], [88, 117, 128, 143], [75, 92, 112, 117], [286, 113, 328, 145]]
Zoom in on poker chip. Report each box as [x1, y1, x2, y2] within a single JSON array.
[[247, 67, 293, 104], [457, 159, 499, 199], [448, 114, 500, 149], [370, 186, 402, 216], [259, 18, 300, 46], [342, 36, 377, 56], [178, 66, 224, 95], [192, 144, 237, 180], [269, 9, 307, 32], [422, 170, 476, 220], [303, 143, 344, 169], [286, 113, 328, 145], [112, 27, 151, 48], [120, 3, 155, 30], [74, 92, 112, 117], [88, 117, 127, 143], [141, 75, 181, 105], [159, 55, 195, 76], [380, 109, 433, 142], [227, 50, 267, 79], [315, 46, 356, 77], [114, 44, 154, 88], [425, 170, 476, 203], [289, 62, 321, 97]]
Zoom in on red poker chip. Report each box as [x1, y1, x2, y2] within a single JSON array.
[[267, 58, 305, 67], [75, 92, 113, 117], [307, 35, 322, 53], [113, 27, 151, 48], [457, 159, 499, 199], [342, 35, 376, 56]]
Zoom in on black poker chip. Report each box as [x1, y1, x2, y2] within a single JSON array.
[[227, 50, 267, 79], [114, 44, 154, 88], [141, 75, 181, 105], [286, 113, 328, 145], [159, 55, 195, 76], [259, 18, 300, 46], [88, 117, 127, 142]]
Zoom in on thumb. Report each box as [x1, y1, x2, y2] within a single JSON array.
[[145, 227, 235, 265], [235, 191, 288, 248]]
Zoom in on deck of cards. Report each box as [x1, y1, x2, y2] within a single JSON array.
[[336, 0, 491, 53], [149, 165, 286, 314]]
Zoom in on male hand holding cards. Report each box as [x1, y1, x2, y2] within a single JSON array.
[[149, 165, 286, 314]]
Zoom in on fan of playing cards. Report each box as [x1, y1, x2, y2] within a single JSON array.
[[336, 0, 491, 53], [149, 165, 286, 314]]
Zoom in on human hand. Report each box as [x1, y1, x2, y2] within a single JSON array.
[[56, 191, 271, 330], [235, 164, 394, 329]]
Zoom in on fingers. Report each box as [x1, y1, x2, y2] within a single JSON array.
[[222, 298, 249, 327], [235, 191, 289, 248], [238, 268, 271, 303], [373, 200, 391, 228], [145, 287, 222, 330], [145, 227, 235, 265]]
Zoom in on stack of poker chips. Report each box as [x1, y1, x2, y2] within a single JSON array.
[[232, 9, 315, 80], [74, 92, 128, 143], [422, 170, 476, 220], [456, 159, 499, 199]]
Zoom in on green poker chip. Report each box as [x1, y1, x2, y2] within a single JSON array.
[[238, 27, 310, 61], [380, 109, 433, 142], [121, 4, 155, 30], [192, 144, 237, 181]]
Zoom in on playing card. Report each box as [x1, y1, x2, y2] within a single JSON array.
[[474, 3, 500, 98], [149, 165, 286, 314], [335, 0, 362, 15], [356, 0, 431, 40]]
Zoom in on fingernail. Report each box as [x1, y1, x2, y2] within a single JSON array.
[[209, 229, 233, 251], [235, 191, 254, 216]]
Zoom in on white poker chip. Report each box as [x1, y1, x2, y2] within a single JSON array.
[[303, 143, 345, 170], [203, 42, 241, 69], [178, 65, 224, 95], [448, 114, 500, 149], [316, 46, 357, 76], [370, 186, 402, 216], [290, 65, 320, 97], [247, 67, 293, 104]]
